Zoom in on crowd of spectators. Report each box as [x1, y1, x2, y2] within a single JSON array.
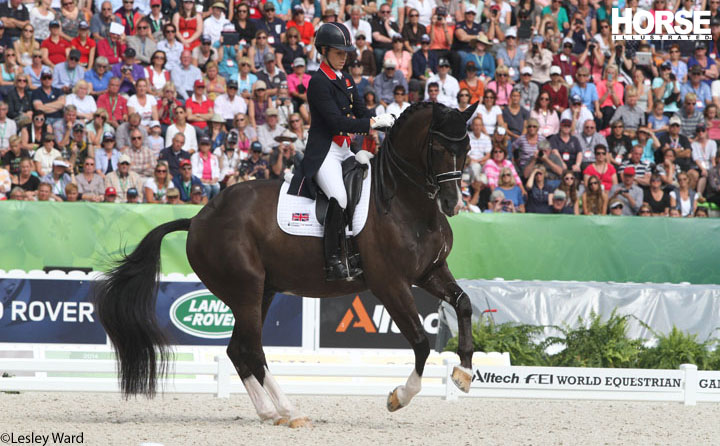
[[0, 0, 719, 218]]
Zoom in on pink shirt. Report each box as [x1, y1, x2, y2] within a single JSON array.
[[595, 80, 625, 109], [486, 81, 513, 106], [708, 118, 720, 141], [201, 153, 212, 181], [483, 159, 522, 188], [383, 50, 412, 80], [287, 73, 311, 94]]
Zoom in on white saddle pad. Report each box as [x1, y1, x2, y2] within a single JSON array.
[[277, 165, 372, 238]]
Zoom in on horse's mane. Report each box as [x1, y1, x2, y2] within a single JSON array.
[[389, 101, 453, 139]]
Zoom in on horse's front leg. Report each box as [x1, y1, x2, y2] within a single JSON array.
[[371, 283, 430, 412], [418, 262, 474, 393]]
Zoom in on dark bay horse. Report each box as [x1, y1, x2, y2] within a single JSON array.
[[94, 101, 479, 427]]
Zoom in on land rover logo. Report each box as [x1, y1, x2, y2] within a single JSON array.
[[169, 290, 234, 339]]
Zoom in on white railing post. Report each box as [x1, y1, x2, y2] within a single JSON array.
[[443, 358, 460, 401], [680, 363, 698, 406], [216, 356, 232, 398]]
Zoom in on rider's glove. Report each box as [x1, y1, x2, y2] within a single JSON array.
[[371, 113, 396, 130], [355, 150, 374, 166]]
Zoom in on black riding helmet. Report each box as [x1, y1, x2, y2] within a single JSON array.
[[314, 22, 355, 53]]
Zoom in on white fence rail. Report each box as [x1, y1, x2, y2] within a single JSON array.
[[1, 356, 718, 406]]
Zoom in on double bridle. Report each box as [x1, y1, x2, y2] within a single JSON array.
[[373, 119, 469, 211]]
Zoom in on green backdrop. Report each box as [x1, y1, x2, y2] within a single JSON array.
[[2, 202, 719, 284]]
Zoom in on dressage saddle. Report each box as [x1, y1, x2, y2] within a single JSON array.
[[315, 157, 368, 229]]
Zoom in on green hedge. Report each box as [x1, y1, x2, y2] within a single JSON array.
[[445, 310, 720, 370]]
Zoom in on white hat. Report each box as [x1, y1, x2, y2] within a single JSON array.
[[550, 65, 562, 75], [118, 154, 132, 164], [562, 37, 574, 46], [505, 27, 517, 38], [383, 58, 397, 69], [109, 22, 124, 35], [497, 127, 507, 136], [149, 120, 161, 128], [521, 66, 533, 75], [52, 159, 70, 168], [465, 4, 477, 14]]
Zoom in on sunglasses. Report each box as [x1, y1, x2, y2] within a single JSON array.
[[409, 13, 418, 17], [595, 151, 606, 155], [131, 136, 143, 140], [459, 93, 470, 97], [155, 169, 167, 173], [17, 78, 27, 83], [492, 150, 504, 154], [527, 125, 538, 128], [539, 97, 550, 101], [589, 181, 599, 185], [182, 166, 192, 170], [33, 55, 43, 59], [84, 162, 94, 166], [564, 176, 574, 181], [34, 117, 45, 121], [501, 173, 511, 177], [138, 26, 149, 29], [257, 36, 266, 40], [290, 119, 301, 123]]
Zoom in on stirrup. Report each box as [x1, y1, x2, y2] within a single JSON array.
[[325, 255, 350, 281]]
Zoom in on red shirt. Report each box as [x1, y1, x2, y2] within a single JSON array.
[[97, 93, 128, 122], [96, 38, 126, 65], [70, 36, 96, 65], [287, 20, 314, 45], [41, 37, 72, 65], [185, 95, 213, 129]]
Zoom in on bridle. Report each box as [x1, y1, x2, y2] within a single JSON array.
[[374, 114, 469, 211]]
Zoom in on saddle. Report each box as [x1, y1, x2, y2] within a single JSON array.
[[315, 157, 368, 229]]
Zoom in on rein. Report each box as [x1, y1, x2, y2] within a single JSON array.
[[373, 114, 468, 213]]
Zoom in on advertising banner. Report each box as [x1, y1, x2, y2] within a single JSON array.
[[0, 276, 302, 347], [319, 288, 439, 348], [0, 278, 106, 344]]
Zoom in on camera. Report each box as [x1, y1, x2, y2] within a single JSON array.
[[621, 189, 629, 194], [574, 19, 583, 26], [537, 150, 544, 159], [121, 65, 132, 73], [589, 43, 596, 51], [226, 129, 238, 146], [492, 9, 498, 16], [669, 72, 676, 81]]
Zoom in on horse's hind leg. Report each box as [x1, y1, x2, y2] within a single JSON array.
[[228, 290, 310, 427], [371, 283, 430, 412], [418, 262, 474, 393]]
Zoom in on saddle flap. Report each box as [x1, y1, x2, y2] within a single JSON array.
[[315, 158, 368, 226]]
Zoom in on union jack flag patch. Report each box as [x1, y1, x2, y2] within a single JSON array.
[[291, 213, 310, 222]]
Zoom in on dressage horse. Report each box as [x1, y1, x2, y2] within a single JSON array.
[[94, 101, 479, 427]]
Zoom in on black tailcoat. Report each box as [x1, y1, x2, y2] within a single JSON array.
[[287, 62, 373, 199]]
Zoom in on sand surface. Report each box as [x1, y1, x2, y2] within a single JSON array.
[[2, 392, 719, 446]]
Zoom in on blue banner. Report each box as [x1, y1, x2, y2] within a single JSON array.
[[0, 278, 302, 347]]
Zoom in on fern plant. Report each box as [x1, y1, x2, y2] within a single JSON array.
[[637, 326, 716, 370]]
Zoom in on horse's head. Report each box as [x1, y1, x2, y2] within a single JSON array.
[[428, 102, 478, 216]]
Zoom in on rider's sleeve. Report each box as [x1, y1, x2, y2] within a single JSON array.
[[310, 76, 372, 135]]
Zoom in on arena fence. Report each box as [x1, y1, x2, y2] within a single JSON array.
[[1, 355, 716, 406]]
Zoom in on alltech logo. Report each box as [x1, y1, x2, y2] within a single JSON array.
[[612, 8, 711, 41], [320, 291, 439, 348], [335, 295, 438, 335]]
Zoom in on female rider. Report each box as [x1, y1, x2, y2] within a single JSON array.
[[287, 23, 394, 281]]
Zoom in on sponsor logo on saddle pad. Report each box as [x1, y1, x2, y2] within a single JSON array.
[[169, 290, 234, 339]]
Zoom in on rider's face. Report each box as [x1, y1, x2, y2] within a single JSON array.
[[326, 47, 347, 70]]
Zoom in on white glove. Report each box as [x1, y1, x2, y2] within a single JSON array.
[[355, 150, 374, 165], [371, 113, 396, 129]]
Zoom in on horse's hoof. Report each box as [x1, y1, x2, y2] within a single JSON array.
[[288, 417, 312, 428], [273, 417, 289, 426], [451, 366, 472, 394], [386, 386, 404, 412]]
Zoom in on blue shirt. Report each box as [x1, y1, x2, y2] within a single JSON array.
[[84, 68, 113, 94], [679, 81, 712, 111], [266, 0, 291, 16], [95, 148, 120, 174], [687, 56, 716, 87], [172, 173, 203, 202], [171, 64, 203, 100], [498, 185, 525, 207], [52, 62, 85, 91], [24, 65, 52, 89], [31, 86, 65, 119], [411, 51, 438, 80], [570, 83, 599, 110], [463, 52, 495, 79]]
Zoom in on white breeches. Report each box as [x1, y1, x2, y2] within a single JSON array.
[[315, 140, 353, 209]]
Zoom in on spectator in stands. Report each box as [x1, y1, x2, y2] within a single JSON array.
[[95, 131, 120, 176], [34, 134, 61, 177], [145, 51, 170, 96], [410, 34, 435, 98], [257, 108, 283, 154], [172, 158, 202, 202], [214, 80, 246, 129], [185, 80, 214, 135], [237, 56, 258, 97], [65, 81, 97, 122], [257, 2, 285, 50], [41, 21, 71, 69], [64, 182, 79, 201], [96, 77, 127, 128], [159, 132, 191, 177], [549, 118, 582, 175], [91, 1, 121, 41], [143, 159, 175, 202], [524, 163, 552, 213], [609, 87, 645, 139], [70, 21, 96, 69], [191, 135, 220, 199], [374, 59, 407, 108], [29, 2, 53, 45], [531, 91, 558, 139], [96, 22, 126, 66], [463, 34, 493, 81], [21, 111, 50, 151], [36, 181, 55, 201], [84, 57, 112, 96], [486, 65, 513, 107], [157, 24, 183, 73], [345, 6, 372, 45], [514, 66, 538, 112], [560, 94, 593, 138], [675, 93, 705, 141], [126, 128, 155, 179], [102, 185, 117, 202], [606, 120, 633, 166], [669, 171, 698, 217], [424, 58, 458, 108], [125, 18, 156, 67], [705, 152, 720, 207], [231, 4, 256, 44], [41, 158, 73, 200], [581, 174, 607, 215], [85, 109, 110, 149], [0, 102, 18, 153], [620, 145, 652, 187], [569, 66, 597, 117], [556, 170, 580, 214], [583, 144, 616, 191], [256, 53, 286, 98], [372, 3, 400, 71], [203, 2, 229, 44], [276, 28, 304, 74], [468, 115, 491, 165], [165, 105, 198, 153], [111, 48, 143, 95], [2, 136, 29, 177], [7, 74, 33, 121], [115, 112, 147, 151], [386, 85, 410, 116], [608, 199, 624, 216], [523, 139, 563, 187], [193, 35, 217, 69], [657, 115, 693, 171], [11, 158, 40, 195], [65, 123, 90, 174], [287, 6, 313, 45], [525, 35, 552, 85], [53, 105, 81, 147], [496, 166, 525, 212], [645, 173, 671, 216], [173, 0, 203, 51], [451, 6, 481, 74], [543, 66, 568, 114], [608, 166, 643, 216], [553, 37, 578, 80], [287, 58, 310, 107], [105, 153, 144, 202], [32, 71, 66, 127], [171, 50, 201, 101]]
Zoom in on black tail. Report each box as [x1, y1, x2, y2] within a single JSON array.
[[93, 218, 191, 398]]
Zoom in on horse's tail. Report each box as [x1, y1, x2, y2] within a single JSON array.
[[93, 218, 192, 398]]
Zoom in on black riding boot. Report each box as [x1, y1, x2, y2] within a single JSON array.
[[324, 198, 350, 281]]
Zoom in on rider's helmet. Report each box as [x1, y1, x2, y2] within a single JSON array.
[[314, 22, 355, 53]]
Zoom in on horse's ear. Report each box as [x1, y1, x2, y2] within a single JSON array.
[[461, 101, 479, 122]]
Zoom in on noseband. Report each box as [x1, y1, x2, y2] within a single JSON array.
[[373, 117, 469, 212]]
